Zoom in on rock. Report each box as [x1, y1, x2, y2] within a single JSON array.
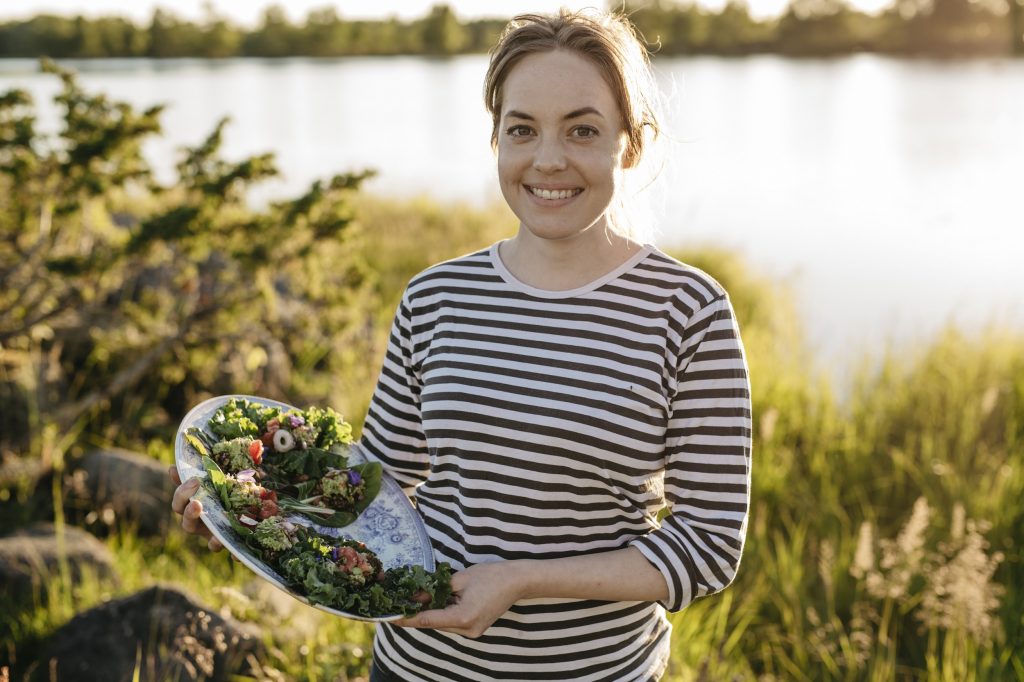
[[0, 523, 119, 609], [0, 455, 55, 528], [40, 584, 267, 682], [66, 448, 175, 537]]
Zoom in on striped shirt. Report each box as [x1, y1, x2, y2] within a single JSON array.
[[357, 242, 752, 681]]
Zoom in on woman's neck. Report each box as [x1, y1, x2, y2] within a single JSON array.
[[499, 224, 644, 292]]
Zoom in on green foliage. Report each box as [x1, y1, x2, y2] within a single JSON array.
[[0, 62, 375, 464], [628, 0, 1014, 56], [274, 532, 451, 617], [419, 4, 468, 55], [281, 462, 382, 528], [659, 311, 1024, 679], [305, 405, 354, 449], [0, 1, 1016, 58], [0, 5, 506, 59], [207, 398, 277, 440]]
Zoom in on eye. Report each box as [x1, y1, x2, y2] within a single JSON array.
[[572, 126, 599, 139], [505, 124, 534, 138]]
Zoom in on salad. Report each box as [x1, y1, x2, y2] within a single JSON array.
[[185, 398, 381, 527], [203, 456, 451, 617], [183, 397, 452, 618]]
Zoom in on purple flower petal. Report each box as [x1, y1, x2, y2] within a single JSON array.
[[288, 415, 305, 428], [347, 470, 362, 485], [237, 469, 256, 481], [331, 547, 340, 562]]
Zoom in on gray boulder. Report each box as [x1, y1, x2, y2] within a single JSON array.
[[39, 584, 268, 681], [0, 523, 119, 609], [66, 447, 175, 537], [0, 454, 55, 527]]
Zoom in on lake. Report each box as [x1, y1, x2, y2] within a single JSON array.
[[2, 55, 1021, 376]]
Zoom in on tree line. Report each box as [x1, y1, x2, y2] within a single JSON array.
[[0, 1, 1020, 59]]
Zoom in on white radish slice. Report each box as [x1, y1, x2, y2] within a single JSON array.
[[273, 429, 296, 452], [239, 515, 259, 527]]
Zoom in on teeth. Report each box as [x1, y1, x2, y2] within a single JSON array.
[[530, 187, 580, 200]]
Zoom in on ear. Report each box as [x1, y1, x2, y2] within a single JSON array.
[[621, 138, 639, 169]]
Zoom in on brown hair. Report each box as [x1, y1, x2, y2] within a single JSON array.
[[483, 9, 661, 169]]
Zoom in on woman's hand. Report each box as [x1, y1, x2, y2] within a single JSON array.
[[168, 466, 223, 552], [392, 548, 669, 638], [393, 561, 527, 639]]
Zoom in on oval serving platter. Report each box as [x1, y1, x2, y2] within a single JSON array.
[[175, 394, 435, 622]]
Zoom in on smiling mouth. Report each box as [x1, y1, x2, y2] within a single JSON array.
[[526, 185, 583, 201]]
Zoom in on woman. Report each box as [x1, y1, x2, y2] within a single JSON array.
[[172, 10, 751, 681]]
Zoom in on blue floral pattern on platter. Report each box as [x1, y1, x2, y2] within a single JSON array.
[[174, 394, 435, 623]]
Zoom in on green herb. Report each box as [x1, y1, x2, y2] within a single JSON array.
[[276, 462, 383, 528], [305, 404, 353, 449], [184, 428, 213, 457], [208, 398, 281, 439], [262, 446, 348, 480], [274, 528, 453, 617], [202, 455, 231, 510]]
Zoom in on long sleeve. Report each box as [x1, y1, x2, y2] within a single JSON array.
[[370, 247, 748, 679], [355, 291, 431, 496], [629, 293, 753, 612]]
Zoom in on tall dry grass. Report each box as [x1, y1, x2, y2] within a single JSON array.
[[662, 244, 1022, 681]]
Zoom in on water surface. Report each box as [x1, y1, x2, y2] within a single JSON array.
[[2, 55, 1020, 372]]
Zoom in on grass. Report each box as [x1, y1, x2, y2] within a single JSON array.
[[2, 518, 377, 681], [3, 195, 1022, 680], [106, 525, 377, 681], [659, 322, 1024, 681]]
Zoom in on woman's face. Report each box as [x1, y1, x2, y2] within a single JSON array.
[[496, 49, 629, 245]]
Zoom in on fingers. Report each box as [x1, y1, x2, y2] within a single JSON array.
[[171, 477, 212, 539], [168, 470, 220, 551], [394, 605, 482, 638], [394, 599, 455, 628], [182, 499, 212, 538], [395, 571, 466, 630], [393, 609, 442, 629], [171, 477, 201, 515]]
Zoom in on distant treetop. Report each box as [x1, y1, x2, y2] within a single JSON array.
[[0, 1, 1019, 58]]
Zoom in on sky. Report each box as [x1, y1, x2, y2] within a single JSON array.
[[0, 0, 896, 26]]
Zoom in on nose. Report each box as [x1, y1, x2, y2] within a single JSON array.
[[532, 136, 567, 174]]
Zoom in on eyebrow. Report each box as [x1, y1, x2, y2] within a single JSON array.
[[505, 106, 605, 121]]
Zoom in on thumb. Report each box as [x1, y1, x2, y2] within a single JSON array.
[[394, 606, 448, 629]]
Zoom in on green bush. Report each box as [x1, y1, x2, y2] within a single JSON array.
[[0, 61, 376, 464]]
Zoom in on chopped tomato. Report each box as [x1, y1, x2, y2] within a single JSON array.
[[259, 499, 280, 519], [336, 546, 360, 571], [248, 440, 264, 466]]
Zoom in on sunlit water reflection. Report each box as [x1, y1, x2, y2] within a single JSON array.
[[2, 55, 1020, 378]]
